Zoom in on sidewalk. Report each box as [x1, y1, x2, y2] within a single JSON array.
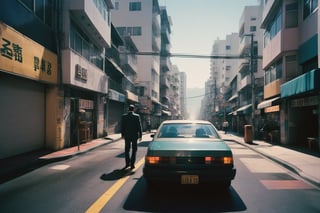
[[1, 131, 320, 188], [220, 131, 320, 188], [0, 134, 122, 184]]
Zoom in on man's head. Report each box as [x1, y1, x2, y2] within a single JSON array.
[[128, 104, 135, 112]]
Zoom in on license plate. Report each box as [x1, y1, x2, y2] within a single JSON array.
[[181, 175, 199, 184]]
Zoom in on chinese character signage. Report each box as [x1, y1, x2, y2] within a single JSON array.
[[0, 22, 57, 83]]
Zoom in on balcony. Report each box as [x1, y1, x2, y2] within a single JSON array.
[[239, 75, 251, 90], [66, 0, 112, 47], [120, 53, 137, 74], [263, 29, 299, 68], [238, 61, 249, 74], [239, 36, 252, 56]]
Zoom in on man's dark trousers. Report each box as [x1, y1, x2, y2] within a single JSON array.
[[124, 137, 137, 167]]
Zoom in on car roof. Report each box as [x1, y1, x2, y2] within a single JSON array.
[[161, 120, 212, 125]]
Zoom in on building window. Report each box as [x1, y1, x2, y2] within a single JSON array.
[[114, 2, 119, 10], [19, 0, 53, 26], [129, 2, 141, 11], [152, 69, 159, 83], [264, 6, 282, 46], [35, 0, 44, 20], [302, 57, 318, 73], [93, 0, 111, 25], [20, 0, 33, 9], [264, 59, 282, 85], [226, 45, 231, 50], [286, 3, 298, 28], [70, 23, 103, 70], [116, 26, 142, 36], [250, 26, 256, 32], [303, 0, 318, 20]]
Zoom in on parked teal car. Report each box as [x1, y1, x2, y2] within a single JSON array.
[[143, 120, 236, 188]]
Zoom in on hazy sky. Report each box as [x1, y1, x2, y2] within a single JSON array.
[[158, 0, 259, 89]]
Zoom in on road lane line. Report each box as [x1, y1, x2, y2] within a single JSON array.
[[85, 157, 145, 213]]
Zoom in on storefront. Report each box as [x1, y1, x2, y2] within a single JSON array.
[[69, 96, 96, 146], [281, 69, 320, 149], [257, 97, 280, 142], [61, 48, 108, 148], [0, 23, 58, 158], [105, 89, 126, 135]]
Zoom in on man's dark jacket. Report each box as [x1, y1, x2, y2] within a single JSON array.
[[121, 112, 142, 139]]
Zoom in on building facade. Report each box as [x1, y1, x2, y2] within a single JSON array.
[[261, 0, 319, 147], [0, 0, 59, 158], [60, 0, 113, 147]]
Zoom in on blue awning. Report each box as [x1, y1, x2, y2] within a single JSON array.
[[281, 69, 320, 98]]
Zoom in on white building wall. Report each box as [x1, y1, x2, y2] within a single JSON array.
[[211, 39, 226, 88], [112, 0, 161, 100], [225, 33, 240, 84]]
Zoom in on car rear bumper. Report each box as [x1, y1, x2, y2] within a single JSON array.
[[143, 167, 236, 183]]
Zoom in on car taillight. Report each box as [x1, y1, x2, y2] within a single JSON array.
[[146, 156, 160, 164], [223, 157, 233, 165], [205, 156, 215, 164], [205, 156, 233, 165]]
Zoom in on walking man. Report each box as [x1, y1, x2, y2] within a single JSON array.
[[121, 105, 142, 169]]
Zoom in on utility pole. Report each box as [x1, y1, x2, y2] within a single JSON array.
[[244, 33, 255, 138]]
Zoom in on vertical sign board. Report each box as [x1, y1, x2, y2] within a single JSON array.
[[0, 22, 57, 83]]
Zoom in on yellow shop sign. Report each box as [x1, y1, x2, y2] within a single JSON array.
[[0, 22, 57, 84]]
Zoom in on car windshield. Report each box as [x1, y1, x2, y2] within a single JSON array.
[[157, 123, 220, 139]]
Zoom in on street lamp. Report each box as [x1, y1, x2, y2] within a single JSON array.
[[243, 33, 255, 137]]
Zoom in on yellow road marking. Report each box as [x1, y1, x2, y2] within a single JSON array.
[[85, 157, 145, 213]]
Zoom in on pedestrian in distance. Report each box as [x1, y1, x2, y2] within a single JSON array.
[[222, 120, 229, 134], [120, 105, 142, 170]]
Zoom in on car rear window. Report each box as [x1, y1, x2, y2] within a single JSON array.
[[157, 123, 220, 139]]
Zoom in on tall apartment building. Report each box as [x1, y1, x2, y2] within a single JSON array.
[[0, 0, 59, 158], [204, 33, 241, 128], [261, 0, 319, 146], [112, 0, 162, 128]]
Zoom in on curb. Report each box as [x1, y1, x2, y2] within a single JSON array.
[[225, 138, 320, 188]]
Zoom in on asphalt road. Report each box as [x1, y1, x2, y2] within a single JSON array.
[[0, 134, 319, 213]]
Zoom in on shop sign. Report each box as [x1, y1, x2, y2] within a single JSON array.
[[109, 89, 126, 102], [0, 22, 57, 83], [290, 96, 318, 107], [75, 64, 88, 82], [264, 105, 280, 113], [79, 99, 94, 109]]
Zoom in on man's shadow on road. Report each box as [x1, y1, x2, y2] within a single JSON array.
[[100, 168, 135, 181]]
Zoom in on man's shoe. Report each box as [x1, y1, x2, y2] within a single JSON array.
[[122, 165, 129, 170]]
